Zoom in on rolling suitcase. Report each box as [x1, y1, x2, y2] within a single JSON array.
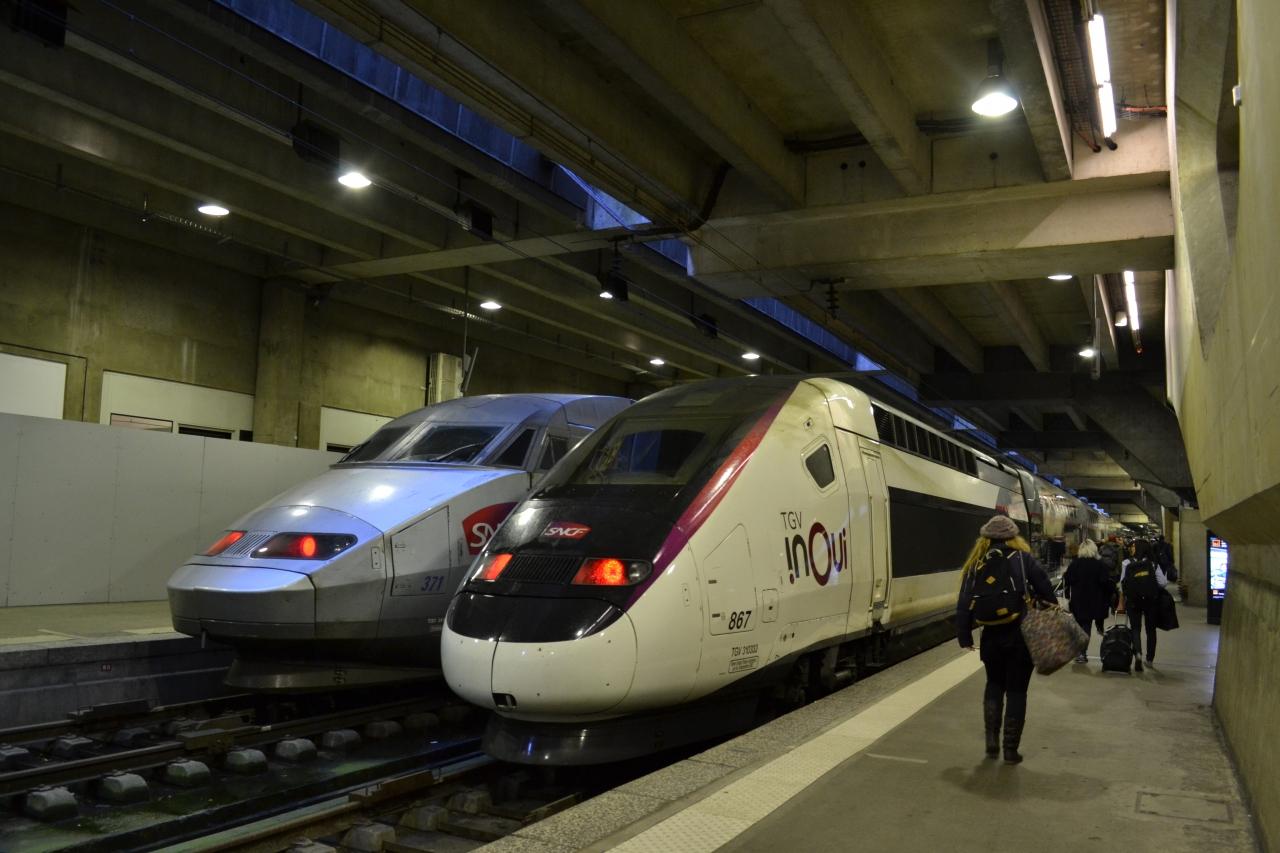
[[1100, 622, 1135, 673]]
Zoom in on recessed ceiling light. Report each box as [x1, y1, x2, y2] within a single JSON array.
[[649, 357, 665, 366], [197, 203, 229, 216], [1048, 273, 1073, 281], [337, 170, 372, 189], [741, 352, 760, 361], [479, 300, 501, 311], [1078, 346, 1097, 358]]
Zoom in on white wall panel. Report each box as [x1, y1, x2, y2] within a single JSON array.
[[319, 407, 391, 451], [101, 372, 253, 437], [0, 352, 66, 420], [10, 418, 116, 605], [108, 429, 204, 603], [0, 413, 335, 606], [0, 417, 20, 606]]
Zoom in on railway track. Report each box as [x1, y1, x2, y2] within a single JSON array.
[[0, 685, 484, 852]]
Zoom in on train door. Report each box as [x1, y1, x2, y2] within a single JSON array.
[[860, 446, 891, 624], [831, 431, 874, 635]]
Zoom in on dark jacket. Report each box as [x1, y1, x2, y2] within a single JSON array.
[[1098, 542, 1120, 575], [956, 549, 1056, 649], [1064, 557, 1112, 620]]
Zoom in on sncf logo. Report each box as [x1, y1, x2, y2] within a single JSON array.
[[541, 522, 591, 540], [461, 503, 517, 556]]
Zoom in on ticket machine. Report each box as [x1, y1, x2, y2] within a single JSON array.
[[1207, 532, 1229, 625]]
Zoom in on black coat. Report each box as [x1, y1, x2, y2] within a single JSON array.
[[1064, 557, 1112, 620]]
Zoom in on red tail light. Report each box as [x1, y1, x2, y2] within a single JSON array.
[[572, 558, 651, 586], [251, 533, 355, 560], [474, 553, 513, 582], [204, 530, 245, 556]]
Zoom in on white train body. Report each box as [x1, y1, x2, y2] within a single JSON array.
[[442, 377, 1081, 762], [167, 394, 629, 689]]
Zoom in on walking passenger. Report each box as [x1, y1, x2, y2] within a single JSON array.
[[956, 515, 1057, 764], [1121, 540, 1162, 671], [1063, 539, 1112, 663]]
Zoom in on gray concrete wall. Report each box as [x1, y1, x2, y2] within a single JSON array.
[[0, 201, 636, 448], [1167, 0, 1280, 848], [1176, 507, 1209, 607]]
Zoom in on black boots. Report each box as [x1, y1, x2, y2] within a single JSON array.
[[983, 698, 1002, 758], [1002, 716, 1025, 764]]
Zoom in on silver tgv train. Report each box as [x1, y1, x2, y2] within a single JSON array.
[[441, 376, 1119, 764], [168, 393, 630, 690]]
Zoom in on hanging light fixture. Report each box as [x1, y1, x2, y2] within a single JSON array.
[[971, 39, 1018, 117], [1087, 14, 1118, 141]]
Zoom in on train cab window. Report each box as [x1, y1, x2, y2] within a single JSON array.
[[494, 428, 536, 468], [804, 444, 836, 489], [535, 435, 570, 472], [397, 424, 502, 463], [342, 424, 412, 462]]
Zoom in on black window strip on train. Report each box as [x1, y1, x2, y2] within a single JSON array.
[[871, 404, 976, 476], [887, 487, 1019, 577]]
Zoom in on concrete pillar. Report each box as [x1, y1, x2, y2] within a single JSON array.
[[252, 281, 305, 447], [1177, 507, 1208, 607]]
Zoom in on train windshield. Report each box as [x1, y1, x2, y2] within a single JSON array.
[[342, 423, 504, 464], [533, 380, 788, 518]]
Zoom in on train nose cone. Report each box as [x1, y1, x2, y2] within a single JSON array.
[[442, 609, 638, 717]]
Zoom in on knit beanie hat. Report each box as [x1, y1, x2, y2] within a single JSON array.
[[980, 514, 1019, 541]]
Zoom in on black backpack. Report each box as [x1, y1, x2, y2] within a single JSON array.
[[1123, 559, 1160, 601], [969, 548, 1026, 626]]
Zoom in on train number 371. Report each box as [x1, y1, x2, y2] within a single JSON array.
[[726, 610, 753, 631]]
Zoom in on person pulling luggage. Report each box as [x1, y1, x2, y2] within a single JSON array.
[[956, 515, 1057, 764], [1120, 540, 1163, 671]]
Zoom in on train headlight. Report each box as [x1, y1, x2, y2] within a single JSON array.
[[250, 533, 356, 560], [572, 558, 651, 587], [203, 530, 245, 556], [471, 552, 513, 582]]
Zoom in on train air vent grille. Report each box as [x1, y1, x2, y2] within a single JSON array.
[[501, 554, 582, 584], [221, 531, 275, 558]]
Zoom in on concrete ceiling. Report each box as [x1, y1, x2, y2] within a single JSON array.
[[0, 0, 1184, 518]]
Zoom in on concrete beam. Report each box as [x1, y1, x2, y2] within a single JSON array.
[[785, 292, 934, 380], [918, 369, 1164, 405], [882, 288, 984, 373], [1080, 274, 1120, 369], [1001, 431, 1108, 450], [1063, 405, 1090, 431], [1009, 406, 1044, 431], [542, 0, 804, 208], [764, 0, 931, 195], [989, 0, 1072, 181], [689, 173, 1175, 294], [987, 282, 1051, 371], [298, 0, 717, 225]]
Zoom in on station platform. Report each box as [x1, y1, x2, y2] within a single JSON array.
[[484, 604, 1258, 853], [0, 601, 234, 726]]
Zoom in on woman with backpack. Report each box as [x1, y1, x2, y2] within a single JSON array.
[[956, 515, 1057, 764], [1120, 540, 1163, 670], [1063, 539, 1114, 664]]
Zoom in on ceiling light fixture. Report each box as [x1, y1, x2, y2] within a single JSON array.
[[1114, 310, 1129, 328], [1048, 273, 1073, 281], [479, 300, 501, 311], [598, 289, 614, 300], [649, 357, 665, 366], [1087, 14, 1118, 140], [741, 352, 761, 361], [1078, 346, 1097, 359], [1122, 271, 1140, 332], [197, 203, 229, 216], [971, 39, 1018, 117], [337, 170, 372, 189]]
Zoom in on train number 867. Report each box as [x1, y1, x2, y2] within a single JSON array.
[[727, 610, 753, 631]]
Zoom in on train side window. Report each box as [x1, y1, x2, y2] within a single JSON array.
[[804, 444, 836, 489], [927, 433, 942, 461], [535, 435, 570, 472], [494, 428, 536, 468], [872, 406, 893, 441]]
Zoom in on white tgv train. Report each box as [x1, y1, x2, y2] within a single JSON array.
[[168, 393, 630, 690], [441, 376, 1109, 764]]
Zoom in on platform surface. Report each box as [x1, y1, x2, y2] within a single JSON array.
[[483, 605, 1257, 853], [0, 600, 177, 646]]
